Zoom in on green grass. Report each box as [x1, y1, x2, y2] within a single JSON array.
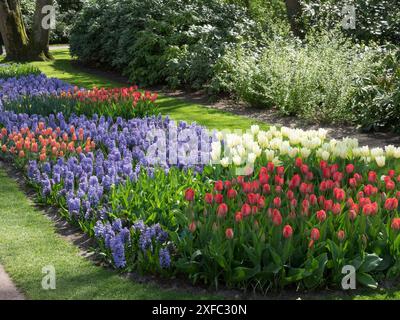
[[0, 167, 218, 300], [25, 49, 267, 131]]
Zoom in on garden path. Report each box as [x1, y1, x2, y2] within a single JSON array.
[[0, 264, 24, 300]]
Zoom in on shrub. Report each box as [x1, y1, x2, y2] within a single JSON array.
[[351, 45, 400, 131], [300, 0, 400, 44], [70, 0, 261, 89], [211, 32, 376, 123]]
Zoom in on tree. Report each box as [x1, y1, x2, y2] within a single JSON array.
[[0, 0, 53, 61], [284, 0, 303, 38]]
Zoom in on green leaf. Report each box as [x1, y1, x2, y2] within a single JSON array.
[[359, 253, 383, 273], [357, 272, 378, 289]]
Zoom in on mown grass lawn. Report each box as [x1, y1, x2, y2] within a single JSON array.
[[1, 49, 400, 300]]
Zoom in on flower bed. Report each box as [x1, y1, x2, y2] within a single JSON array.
[[2, 80, 159, 119], [1, 73, 400, 292]]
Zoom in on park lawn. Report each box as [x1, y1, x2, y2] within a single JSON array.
[[1, 49, 400, 300]]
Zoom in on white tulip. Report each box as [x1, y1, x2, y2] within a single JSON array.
[[247, 152, 257, 164], [220, 157, 230, 167], [233, 155, 242, 166], [321, 150, 330, 161], [300, 147, 311, 159], [375, 156, 385, 167], [265, 149, 275, 161], [250, 125, 260, 135]]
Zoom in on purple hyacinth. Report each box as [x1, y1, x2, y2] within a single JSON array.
[[159, 248, 171, 269]]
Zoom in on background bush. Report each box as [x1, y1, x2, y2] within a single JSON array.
[[70, 0, 262, 89], [300, 0, 400, 44], [211, 31, 376, 123], [351, 46, 400, 131]]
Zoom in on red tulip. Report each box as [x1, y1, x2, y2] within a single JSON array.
[[386, 180, 395, 191], [348, 209, 357, 221], [242, 182, 252, 193], [257, 196, 266, 208], [259, 173, 269, 185], [289, 174, 301, 189], [235, 212, 243, 222], [189, 221, 196, 233], [184, 188, 195, 201], [217, 203, 228, 217], [332, 203, 341, 215], [241, 203, 251, 217], [225, 228, 234, 239], [295, 157, 303, 167], [368, 171, 377, 183], [214, 180, 223, 191], [214, 193, 223, 204], [316, 210, 327, 222], [337, 230, 345, 241], [283, 225, 293, 239], [227, 189, 237, 199], [333, 188, 345, 202], [262, 183, 271, 194], [300, 164, 309, 174], [310, 228, 320, 241], [385, 198, 398, 211], [204, 193, 213, 204], [273, 197, 281, 208], [324, 199, 333, 211], [309, 194, 317, 206], [391, 218, 400, 231], [267, 162, 274, 172], [224, 180, 232, 190], [272, 210, 282, 226], [349, 178, 357, 188], [345, 164, 354, 174]]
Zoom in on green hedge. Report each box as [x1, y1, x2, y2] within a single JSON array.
[[70, 0, 262, 89]]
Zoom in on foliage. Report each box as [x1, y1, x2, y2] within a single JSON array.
[[211, 31, 376, 123], [351, 45, 400, 132], [70, 0, 261, 89], [0, 63, 41, 79], [224, 0, 290, 35], [300, 0, 400, 44]]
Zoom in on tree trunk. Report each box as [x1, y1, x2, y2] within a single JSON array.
[[0, 0, 31, 61], [284, 0, 304, 38], [31, 0, 53, 60], [0, 0, 53, 61]]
